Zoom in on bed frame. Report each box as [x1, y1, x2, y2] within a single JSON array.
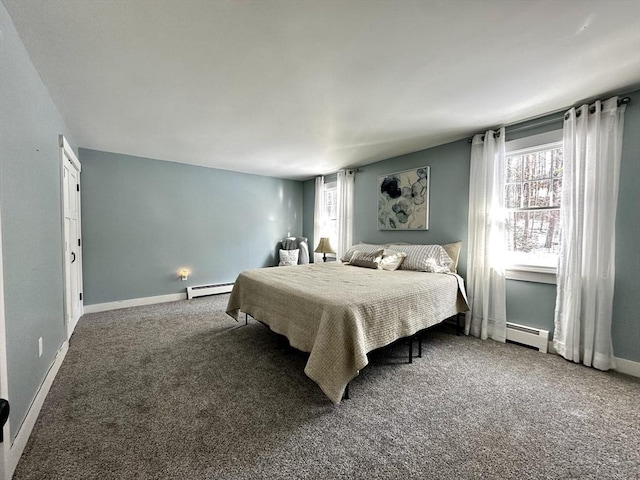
[[243, 311, 465, 400]]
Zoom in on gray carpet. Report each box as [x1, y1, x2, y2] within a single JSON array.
[[13, 294, 640, 480]]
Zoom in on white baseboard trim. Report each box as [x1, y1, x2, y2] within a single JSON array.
[[614, 357, 640, 378], [83, 293, 187, 314], [547, 340, 639, 378], [8, 341, 69, 478]]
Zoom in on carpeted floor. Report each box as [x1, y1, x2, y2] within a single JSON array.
[[13, 294, 640, 479]]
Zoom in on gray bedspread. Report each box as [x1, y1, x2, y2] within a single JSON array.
[[226, 262, 469, 403]]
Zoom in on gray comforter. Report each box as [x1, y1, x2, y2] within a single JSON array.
[[226, 262, 469, 403]]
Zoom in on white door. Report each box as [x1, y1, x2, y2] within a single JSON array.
[[0, 196, 8, 480], [61, 137, 83, 339]]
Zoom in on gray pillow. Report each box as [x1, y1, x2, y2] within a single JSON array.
[[349, 249, 384, 269], [340, 243, 385, 263]]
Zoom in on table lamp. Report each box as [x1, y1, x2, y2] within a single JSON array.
[[314, 237, 336, 262]]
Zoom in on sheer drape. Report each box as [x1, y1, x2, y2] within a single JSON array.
[[313, 176, 325, 263], [553, 97, 626, 370], [336, 169, 355, 260], [466, 128, 507, 342]]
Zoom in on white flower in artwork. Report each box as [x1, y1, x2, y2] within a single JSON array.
[[378, 167, 430, 230]]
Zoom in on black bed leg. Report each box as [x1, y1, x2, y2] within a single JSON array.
[[343, 383, 350, 400], [245, 312, 248, 326], [456, 313, 463, 336], [418, 334, 422, 358]]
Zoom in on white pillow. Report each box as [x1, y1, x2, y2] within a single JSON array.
[[379, 251, 407, 271], [423, 258, 451, 273], [279, 249, 299, 266]]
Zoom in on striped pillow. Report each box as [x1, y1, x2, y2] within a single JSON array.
[[386, 244, 453, 272]]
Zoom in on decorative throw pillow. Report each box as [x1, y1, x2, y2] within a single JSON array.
[[279, 249, 299, 266], [349, 249, 384, 269], [379, 251, 407, 271], [340, 243, 385, 263], [385, 244, 453, 272], [423, 258, 452, 273], [441, 241, 462, 273]]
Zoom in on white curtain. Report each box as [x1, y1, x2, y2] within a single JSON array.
[[313, 176, 325, 263], [336, 169, 355, 260], [553, 97, 626, 370], [466, 128, 507, 342]]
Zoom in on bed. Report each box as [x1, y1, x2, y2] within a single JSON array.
[[226, 244, 469, 404]]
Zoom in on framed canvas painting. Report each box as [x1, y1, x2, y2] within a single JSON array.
[[378, 166, 430, 230]]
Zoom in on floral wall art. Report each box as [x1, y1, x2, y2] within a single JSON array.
[[378, 167, 430, 230]]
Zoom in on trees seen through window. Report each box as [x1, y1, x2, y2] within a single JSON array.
[[505, 142, 563, 269]]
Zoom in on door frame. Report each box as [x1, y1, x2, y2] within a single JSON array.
[[0, 173, 9, 480], [60, 136, 83, 340]]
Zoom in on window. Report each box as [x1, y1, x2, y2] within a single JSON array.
[[321, 181, 338, 257], [324, 187, 337, 222], [504, 130, 563, 275]]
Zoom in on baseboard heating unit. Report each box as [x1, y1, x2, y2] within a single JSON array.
[[186, 282, 234, 299], [506, 322, 549, 353]]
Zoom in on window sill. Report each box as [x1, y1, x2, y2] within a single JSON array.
[[505, 266, 556, 285]]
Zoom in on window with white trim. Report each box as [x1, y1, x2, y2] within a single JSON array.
[[322, 181, 338, 257], [504, 130, 563, 273]]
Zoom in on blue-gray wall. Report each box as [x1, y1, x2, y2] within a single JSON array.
[[80, 149, 303, 305], [352, 140, 471, 278], [304, 140, 471, 273], [304, 89, 640, 363], [0, 2, 78, 441], [612, 91, 640, 363]]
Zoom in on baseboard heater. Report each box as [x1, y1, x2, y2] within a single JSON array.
[[186, 282, 234, 299], [506, 322, 549, 353]]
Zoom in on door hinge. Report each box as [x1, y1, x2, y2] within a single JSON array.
[[76, 184, 80, 192], [79, 293, 83, 301], [78, 238, 81, 247]]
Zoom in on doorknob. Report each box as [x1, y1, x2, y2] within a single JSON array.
[[71, 252, 76, 263]]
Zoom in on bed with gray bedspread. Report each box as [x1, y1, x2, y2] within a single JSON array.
[[226, 262, 469, 403]]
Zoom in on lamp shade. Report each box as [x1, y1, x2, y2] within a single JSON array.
[[314, 237, 336, 254]]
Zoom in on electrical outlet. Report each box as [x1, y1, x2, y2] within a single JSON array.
[[38, 337, 43, 357]]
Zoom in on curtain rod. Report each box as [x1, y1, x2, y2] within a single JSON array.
[[467, 96, 631, 143], [565, 96, 631, 120], [321, 168, 360, 179]]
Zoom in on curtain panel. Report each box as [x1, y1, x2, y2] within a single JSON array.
[[313, 176, 325, 263], [466, 128, 507, 342], [553, 97, 626, 370], [336, 169, 355, 260]]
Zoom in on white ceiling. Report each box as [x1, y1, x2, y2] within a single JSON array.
[[4, 0, 640, 180]]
